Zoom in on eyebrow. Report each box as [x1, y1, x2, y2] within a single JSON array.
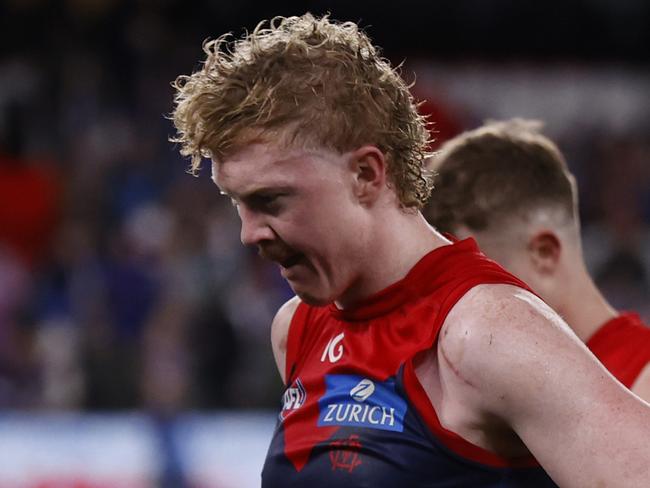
[[211, 152, 310, 198], [221, 185, 294, 202]]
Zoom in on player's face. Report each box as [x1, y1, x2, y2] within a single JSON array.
[[213, 141, 369, 305]]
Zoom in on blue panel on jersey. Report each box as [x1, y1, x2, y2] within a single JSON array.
[[317, 375, 407, 432]]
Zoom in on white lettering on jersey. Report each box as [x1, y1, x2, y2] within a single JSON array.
[[280, 379, 306, 420], [321, 332, 345, 363], [321, 403, 396, 428]]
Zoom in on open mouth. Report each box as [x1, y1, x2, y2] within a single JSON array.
[[280, 253, 303, 269]]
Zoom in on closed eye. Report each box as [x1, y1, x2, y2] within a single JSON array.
[[224, 187, 293, 216], [246, 192, 288, 215]]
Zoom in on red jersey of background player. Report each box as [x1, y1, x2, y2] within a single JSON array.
[[587, 313, 650, 389]]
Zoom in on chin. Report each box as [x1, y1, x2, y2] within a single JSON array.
[[292, 285, 335, 307], [294, 291, 331, 307]]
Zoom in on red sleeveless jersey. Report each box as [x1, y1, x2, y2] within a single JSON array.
[[586, 312, 650, 388], [262, 238, 557, 487]]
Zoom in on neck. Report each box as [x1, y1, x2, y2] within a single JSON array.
[[554, 265, 618, 342], [335, 211, 450, 309]]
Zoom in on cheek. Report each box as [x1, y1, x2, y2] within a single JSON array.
[[514, 269, 540, 290], [480, 243, 520, 271], [304, 228, 356, 276], [292, 197, 366, 264], [502, 259, 540, 290], [485, 249, 530, 281]]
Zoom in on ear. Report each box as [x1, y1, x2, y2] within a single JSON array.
[[348, 145, 387, 206], [527, 231, 561, 274]]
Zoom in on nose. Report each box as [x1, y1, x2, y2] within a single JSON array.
[[239, 207, 275, 246]]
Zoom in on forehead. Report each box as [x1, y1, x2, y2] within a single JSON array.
[[212, 142, 340, 196]]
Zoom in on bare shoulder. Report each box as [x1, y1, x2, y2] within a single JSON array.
[[438, 283, 650, 487], [271, 296, 301, 384], [632, 363, 650, 404], [438, 283, 582, 412], [271, 295, 301, 348], [439, 282, 576, 364]]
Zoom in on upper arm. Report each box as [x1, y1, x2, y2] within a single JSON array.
[[631, 363, 650, 404], [271, 296, 301, 385], [440, 284, 650, 488]]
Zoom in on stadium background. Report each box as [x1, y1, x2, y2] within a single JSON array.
[[0, 0, 648, 486]]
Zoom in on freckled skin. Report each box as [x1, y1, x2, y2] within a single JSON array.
[[214, 143, 375, 307], [426, 284, 650, 486], [439, 342, 476, 389]]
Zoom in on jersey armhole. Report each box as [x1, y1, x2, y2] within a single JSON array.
[[403, 359, 540, 468], [403, 278, 541, 469]]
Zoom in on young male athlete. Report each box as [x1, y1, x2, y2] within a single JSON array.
[[425, 119, 650, 403], [171, 14, 650, 487]]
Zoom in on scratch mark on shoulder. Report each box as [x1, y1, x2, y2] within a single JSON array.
[[439, 342, 477, 389]]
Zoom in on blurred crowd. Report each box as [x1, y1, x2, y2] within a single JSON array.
[[0, 0, 649, 414]]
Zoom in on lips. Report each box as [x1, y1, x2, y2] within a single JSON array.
[[280, 253, 303, 269], [259, 245, 303, 269]]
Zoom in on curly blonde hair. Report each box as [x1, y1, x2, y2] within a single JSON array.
[[170, 13, 433, 208]]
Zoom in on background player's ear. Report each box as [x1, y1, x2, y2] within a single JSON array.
[[527, 231, 561, 274], [348, 145, 387, 206]]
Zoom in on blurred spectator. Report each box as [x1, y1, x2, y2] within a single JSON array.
[[0, 3, 646, 486], [596, 247, 650, 317], [0, 106, 62, 268], [0, 0, 648, 418]]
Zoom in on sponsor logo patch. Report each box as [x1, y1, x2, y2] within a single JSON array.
[[318, 375, 407, 432], [321, 333, 345, 363]]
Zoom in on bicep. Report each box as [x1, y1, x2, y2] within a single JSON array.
[[271, 296, 300, 384], [441, 285, 650, 488]]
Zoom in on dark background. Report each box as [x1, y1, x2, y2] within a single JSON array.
[[0, 0, 648, 414]]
